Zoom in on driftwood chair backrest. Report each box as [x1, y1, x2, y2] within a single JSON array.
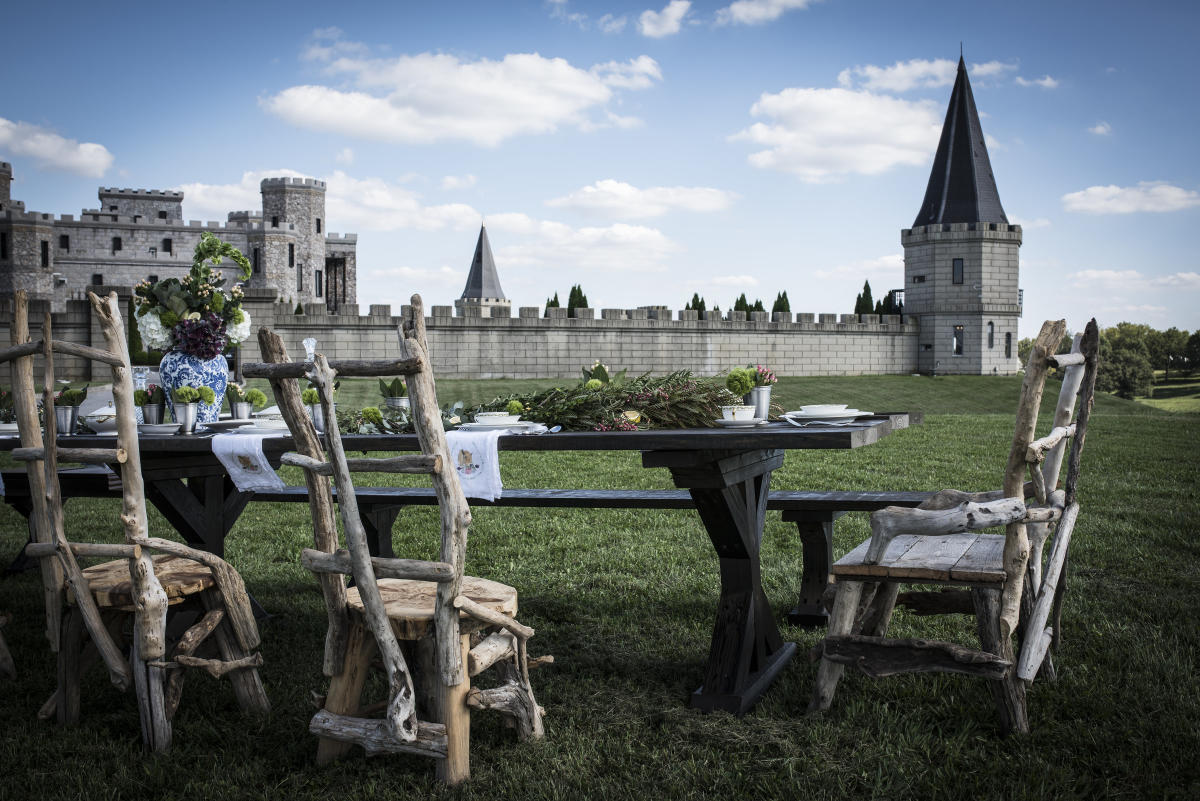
[[244, 293, 474, 745]]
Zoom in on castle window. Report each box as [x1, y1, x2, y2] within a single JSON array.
[[162, 238, 172, 255], [912, 275, 926, 283], [252, 247, 260, 274], [109, 206, 117, 212], [315, 269, 323, 298], [91, 274, 104, 286], [952, 258, 964, 284], [41, 240, 49, 267], [147, 275, 158, 284], [315, 218, 322, 234], [158, 210, 167, 219], [0, 232, 7, 260], [952, 325, 964, 356], [112, 236, 122, 253], [59, 234, 70, 251], [1005, 332, 1013, 359], [988, 321, 995, 348], [921, 343, 932, 351], [296, 265, 303, 292], [271, 216, 279, 228], [288, 243, 295, 267]]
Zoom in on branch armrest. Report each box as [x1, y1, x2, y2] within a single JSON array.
[[865, 497, 1028, 564]]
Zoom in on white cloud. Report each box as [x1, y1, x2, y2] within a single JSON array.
[[441, 174, 477, 191], [709, 274, 760, 287], [639, 1, 691, 38], [1088, 121, 1112, 136], [488, 214, 681, 273], [263, 48, 660, 147], [546, 179, 736, 218], [1065, 269, 1143, 287], [598, 14, 628, 33], [1061, 181, 1200, 214], [548, 0, 589, 29], [367, 264, 463, 287], [176, 169, 479, 232], [1150, 272, 1200, 289], [716, 0, 817, 26], [837, 59, 1017, 92], [730, 88, 942, 182], [985, 134, 1005, 151], [0, 118, 114, 178], [335, 147, 355, 165], [812, 254, 903, 280], [302, 27, 371, 62], [1015, 74, 1059, 89]]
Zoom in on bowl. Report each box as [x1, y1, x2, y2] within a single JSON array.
[[83, 410, 120, 433], [474, 412, 520, 425], [720, 405, 757, 421], [800, 404, 848, 415]]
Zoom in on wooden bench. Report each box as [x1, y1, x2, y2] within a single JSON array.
[[2, 467, 932, 625]]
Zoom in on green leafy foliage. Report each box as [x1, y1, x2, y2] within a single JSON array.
[[854, 279, 875, 315], [378, 377, 407, 397], [771, 291, 790, 313], [725, 367, 755, 396], [505, 399, 524, 415], [301, 388, 320, 405], [684, 292, 706, 312], [172, 386, 199, 404]]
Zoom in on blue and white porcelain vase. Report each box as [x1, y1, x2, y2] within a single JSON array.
[[159, 350, 228, 424]]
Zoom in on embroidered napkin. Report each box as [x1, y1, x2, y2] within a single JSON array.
[[212, 433, 286, 492], [445, 429, 503, 501]]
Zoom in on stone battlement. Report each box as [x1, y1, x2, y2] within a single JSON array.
[[325, 233, 357, 242], [98, 187, 184, 199], [260, 177, 326, 190], [0, 162, 11, 173], [902, 221, 1022, 243]]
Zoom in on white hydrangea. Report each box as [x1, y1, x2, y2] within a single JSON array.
[[225, 310, 251, 344], [136, 312, 174, 351]]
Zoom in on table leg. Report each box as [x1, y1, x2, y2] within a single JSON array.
[[649, 448, 796, 715], [144, 475, 251, 558], [781, 510, 842, 628]]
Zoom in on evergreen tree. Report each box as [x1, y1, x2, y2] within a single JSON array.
[[733, 293, 750, 313], [545, 292, 560, 308], [567, 284, 589, 318], [772, 291, 790, 313], [751, 298, 765, 313], [854, 280, 874, 315]]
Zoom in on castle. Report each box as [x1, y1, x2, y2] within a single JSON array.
[[0, 57, 1020, 379], [0, 169, 357, 313]]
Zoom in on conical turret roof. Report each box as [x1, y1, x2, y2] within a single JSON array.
[[460, 224, 506, 299], [913, 56, 1008, 227]]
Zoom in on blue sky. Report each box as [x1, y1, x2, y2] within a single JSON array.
[[3, 0, 1198, 335]]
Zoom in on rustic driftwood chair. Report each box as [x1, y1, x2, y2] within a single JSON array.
[[2, 290, 268, 750], [809, 318, 1099, 733], [244, 293, 544, 785]]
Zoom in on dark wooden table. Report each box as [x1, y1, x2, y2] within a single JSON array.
[[8, 413, 911, 714]]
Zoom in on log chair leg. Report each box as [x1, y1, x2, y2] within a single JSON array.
[[859, 581, 901, 638], [316, 621, 376, 765], [131, 631, 172, 752], [56, 607, 86, 725], [200, 589, 270, 717], [973, 588, 1029, 734], [437, 634, 472, 786], [808, 580, 864, 714]]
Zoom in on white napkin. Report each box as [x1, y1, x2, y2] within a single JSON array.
[[445, 429, 503, 501], [212, 433, 286, 492]]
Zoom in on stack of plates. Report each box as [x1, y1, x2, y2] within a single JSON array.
[[138, 423, 181, 435], [714, 418, 767, 428], [782, 405, 871, 424]]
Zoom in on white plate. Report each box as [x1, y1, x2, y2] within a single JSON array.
[[456, 419, 532, 431], [714, 418, 767, 427], [783, 409, 870, 421], [201, 420, 254, 432], [234, 425, 291, 436], [800, 404, 848, 414], [138, 423, 181, 435], [474, 414, 521, 425]]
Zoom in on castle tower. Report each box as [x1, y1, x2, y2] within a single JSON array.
[[902, 56, 1023, 375], [260, 177, 326, 305], [0, 162, 12, 210], [455, 224, 511, 317]]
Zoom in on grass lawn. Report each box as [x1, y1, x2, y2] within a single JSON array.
[[0, 374, 1197, 800], [1140, 372, 1200, 413]]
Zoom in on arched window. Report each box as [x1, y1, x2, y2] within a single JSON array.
[[987, 321, 995, 349]]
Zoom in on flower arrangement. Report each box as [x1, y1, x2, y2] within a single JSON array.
[[0, 389, 15, 424], [133, 232, 252, 357], [301, 388, 320, 405], [482, 369, 729, 431], [55, 387, 88, 407], [172, 385, 216, 405], [505, 399, 524, 416], [751, 364, 777, 386], [226, 384, 268, 410], [725, 368, 755, 397], [134, 384, 166, 406]]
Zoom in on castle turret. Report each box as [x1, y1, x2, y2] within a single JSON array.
[[97, 187, 183, 221], [455, 225, 511, 318], [902, 56, 1022, 375], [260, 177, 326, 305], [0, 162, 12, 211]]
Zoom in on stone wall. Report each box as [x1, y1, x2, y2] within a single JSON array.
[[1, 288, 919, 382]]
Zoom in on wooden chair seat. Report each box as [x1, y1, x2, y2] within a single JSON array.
[[346, 577, 518, 640], [72, 554, 216, 609], [833, 533, 1007, 584]]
